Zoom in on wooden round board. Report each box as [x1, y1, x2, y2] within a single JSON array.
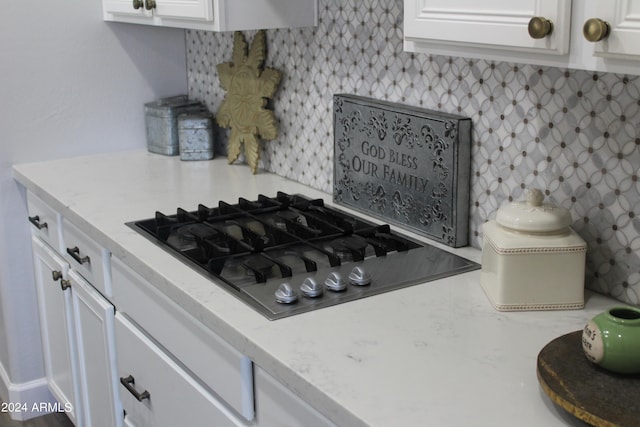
[[537, 331, 640, 427]]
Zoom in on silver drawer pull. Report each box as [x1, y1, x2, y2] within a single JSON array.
[[67, 246, 90, 265], [28, 215, 48, 230], [120, 375, 150, 402]]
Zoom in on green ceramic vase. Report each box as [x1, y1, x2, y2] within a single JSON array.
[[582, 306, 640, 374]]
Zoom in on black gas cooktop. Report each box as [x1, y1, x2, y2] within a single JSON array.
[[127, 192, 479, 320]]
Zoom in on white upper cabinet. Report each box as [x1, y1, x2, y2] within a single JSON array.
[[103, 0, 212, 22], [102, 0, 152, 20], [591, 0, 640, 59], [154, 0, 212, 21], [405, 0, 640, 75], [404, 0, 571, 55], [103, 0, 318, 31]]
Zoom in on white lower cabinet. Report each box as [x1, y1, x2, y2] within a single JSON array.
[[254, 367, 336, 427], [28, 190, 121, 427], [32, 237, 82, 425], [71, 270, 122, 427], [114, 313, 246, 427], [27, 189, 337, 427], [111, 257, 255, 422]]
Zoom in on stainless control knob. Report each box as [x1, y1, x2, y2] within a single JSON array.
[[324, 272, 346, 292], [275, 282, 298, 304], [300, 277, 323, 298], [348, 266, 371, 286]]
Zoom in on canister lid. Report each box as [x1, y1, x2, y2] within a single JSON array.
[[496, 189, 572, 233], [144, 95, 203, 116]]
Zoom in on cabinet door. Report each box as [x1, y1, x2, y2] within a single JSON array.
[[114, 313, 246, 427], [154, 0, 212, 21], [592, 0, 640, 59], [103, 0, 153, 20], [72, 270, 122, 427], [404, 0, 571, 54], [32, 238, 82, 425]]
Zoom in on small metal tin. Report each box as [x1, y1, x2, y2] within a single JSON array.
[[145, 95, 204, 156], [178, 112, 215, 161]]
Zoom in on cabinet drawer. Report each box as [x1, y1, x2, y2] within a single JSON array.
[[111, 257, 254, 420], [27, 191, 63, 253], [62, 218, 112, 298], [115, 313, 246, 427], [254, 366, 335, 427]]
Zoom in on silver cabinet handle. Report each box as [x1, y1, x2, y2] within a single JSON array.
[[67, 246, 90, 265], [120, 375, 150, 401], [29, 215, 48, 230]]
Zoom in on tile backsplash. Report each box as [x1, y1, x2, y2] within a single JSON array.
[[187, 0, 640, 306]]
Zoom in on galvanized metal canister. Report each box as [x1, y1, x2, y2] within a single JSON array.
[[144, 95, 204, 156], [178, 112, 215, 161]]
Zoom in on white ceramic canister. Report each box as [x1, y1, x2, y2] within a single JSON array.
[[480, 189, 587, 311]]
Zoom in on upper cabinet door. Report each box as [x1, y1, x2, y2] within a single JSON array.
[[103, 0, 152, 19], [591, 0, 640, 59], [404, 0, 571, 55], [153, 0, 212, 21]]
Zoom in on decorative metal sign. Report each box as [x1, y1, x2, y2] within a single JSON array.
[[333, 94, 471, 247]]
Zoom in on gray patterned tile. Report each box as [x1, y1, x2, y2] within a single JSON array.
[[186, 0, 640, 307]]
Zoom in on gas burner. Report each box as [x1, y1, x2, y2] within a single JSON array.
[[178, 223, 217, 240], [242, 255, 275, 282], [272, 210, 304, 230], [166, 223, 217, 251], [326, 235, 369, 262]]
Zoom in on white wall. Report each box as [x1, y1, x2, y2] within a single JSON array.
[[0, 0, 187, 406]]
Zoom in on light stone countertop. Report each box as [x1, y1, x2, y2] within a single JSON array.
[[14, 150, 613, 427]]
